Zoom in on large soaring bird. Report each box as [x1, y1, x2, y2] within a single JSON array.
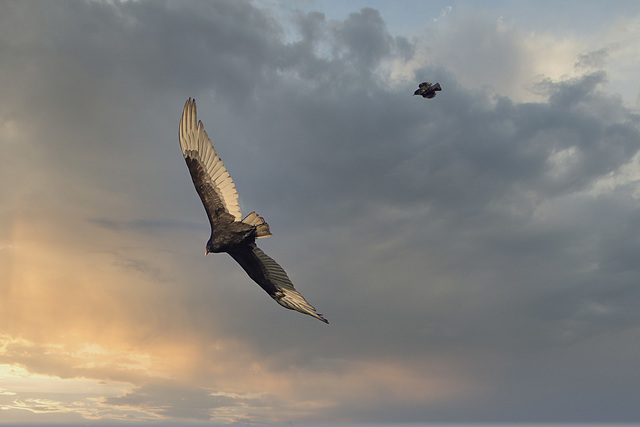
[[414, 82, 442, 99], [179, 98, 328, 324]]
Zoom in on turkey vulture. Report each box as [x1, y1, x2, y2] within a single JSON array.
[[179, 98, 328, 324], [414, 82, 442, 99]]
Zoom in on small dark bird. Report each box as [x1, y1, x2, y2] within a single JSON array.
[[414, 82, 442, 99], [179, 98, 328, 323]]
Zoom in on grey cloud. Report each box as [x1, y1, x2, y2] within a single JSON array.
[[89, 217, 202, 233], [575, 47, 610, 70], [333, 8, 394, 69], [280, 8, 414, 88]]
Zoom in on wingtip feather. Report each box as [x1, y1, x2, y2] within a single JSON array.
[[274, 293, 329, 323]]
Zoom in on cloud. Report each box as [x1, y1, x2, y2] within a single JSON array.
[[102, 382, 260, 422], [1, 0, 640, 423]]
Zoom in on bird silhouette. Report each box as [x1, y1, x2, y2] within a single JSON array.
[[179, 98, 328, 323], [414, 82, 442, 99]]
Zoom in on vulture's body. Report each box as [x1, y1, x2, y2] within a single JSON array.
[[414, 82, 442, 99], [178, 98, 327, 324]]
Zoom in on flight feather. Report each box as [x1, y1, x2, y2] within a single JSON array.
[[229, 244, 328, 324], [179, 98, 242, 221]]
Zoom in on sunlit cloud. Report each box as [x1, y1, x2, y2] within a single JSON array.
[[0, 331, 474, 423], [0, 362, 137, 421]]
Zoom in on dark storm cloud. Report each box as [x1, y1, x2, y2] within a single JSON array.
[[2, 0, 640, 423]]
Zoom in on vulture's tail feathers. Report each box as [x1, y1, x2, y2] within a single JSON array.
[[242, 211, 272, 238]]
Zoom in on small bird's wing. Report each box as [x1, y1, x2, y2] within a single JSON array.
[[179, 98, 242, 222], [229, 244, 328, 323], [418, 82, 429, 88]]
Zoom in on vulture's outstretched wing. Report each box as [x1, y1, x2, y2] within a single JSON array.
[[229, 244, 329, 323], [179, 98, 242, 222]]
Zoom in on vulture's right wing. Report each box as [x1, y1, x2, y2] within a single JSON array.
[[229, 244, 328, 324]]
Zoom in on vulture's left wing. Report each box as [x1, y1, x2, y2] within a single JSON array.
[[179, 98, 242, 223]]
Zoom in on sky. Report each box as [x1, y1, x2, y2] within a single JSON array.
[[1, 0, 640, 424]]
